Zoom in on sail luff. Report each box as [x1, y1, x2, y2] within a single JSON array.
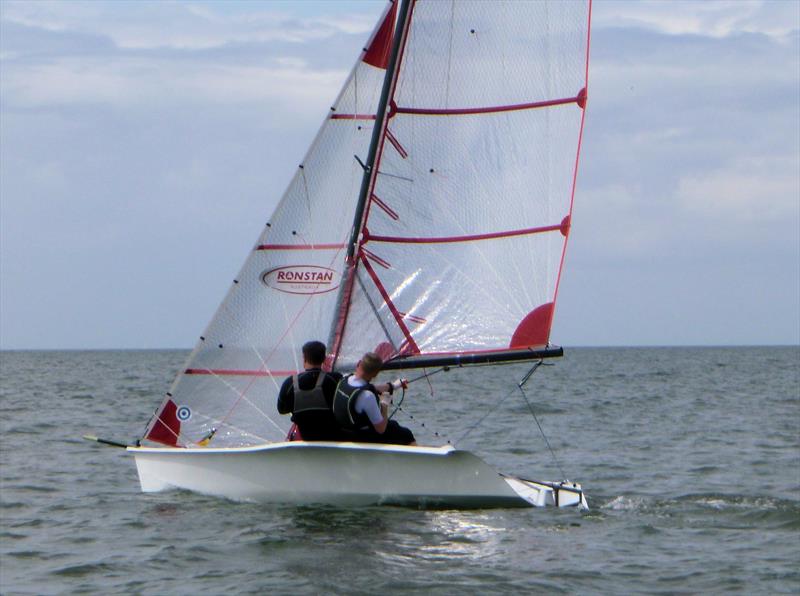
[[329, 0, 415, 367], [345, 0, 410, 262], [548, 0, 593, 335]]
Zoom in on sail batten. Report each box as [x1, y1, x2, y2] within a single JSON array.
[[366, 220, 567, 244], [184, 368, 297, 377], [393, 91, 585, 116], [256, 244, 346, 251]]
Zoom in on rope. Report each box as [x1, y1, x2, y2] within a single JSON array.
[[392, 399, 453, 445], [515, 360, 567, 479], [517, 382, 567, 480], [452, 359, 568, 480], [386, 366, 447, 419], [454, 383, 517, 444], [386, 366, 452, 443], [406, 366, 449, 385]]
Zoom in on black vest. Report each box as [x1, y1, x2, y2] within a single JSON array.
[[292, 370, 328, 415], [333, 375, 379, 431]]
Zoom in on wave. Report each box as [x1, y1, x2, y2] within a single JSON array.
[[599, 493, 800, 529]]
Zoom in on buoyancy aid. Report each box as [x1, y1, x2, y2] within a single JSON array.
[[292, 370, 329, 415], [333, 375, 379, 431]]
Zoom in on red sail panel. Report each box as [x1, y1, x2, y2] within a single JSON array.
[[145, 399, 181, 447], [363, 2, 397, 69], [510, 302, 555, 348]]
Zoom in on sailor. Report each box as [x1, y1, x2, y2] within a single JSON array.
[[333, 352, 415, 445], [277, 341, 344, 441]]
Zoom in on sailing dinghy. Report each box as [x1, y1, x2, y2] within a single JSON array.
[[123, 0, 592, 508]]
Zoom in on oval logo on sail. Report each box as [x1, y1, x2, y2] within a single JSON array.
[[261, 266, 340, 295]]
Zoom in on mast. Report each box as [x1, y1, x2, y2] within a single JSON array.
[[328, 0, 413, 363], [346, 0, 412, 261]]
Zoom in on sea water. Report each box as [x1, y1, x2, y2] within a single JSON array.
[[1, 347, 798, 594]]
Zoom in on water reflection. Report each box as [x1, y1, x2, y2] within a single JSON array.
[[379, 511, 509, 563]]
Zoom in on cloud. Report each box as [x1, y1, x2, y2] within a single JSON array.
[[570, 14, 799, 280], [596, 0, 799, 40], [676, 155, 800, 223], [1, 0, 797, 348], [1, 55, 348, 110], [1, 0, 380, 50]]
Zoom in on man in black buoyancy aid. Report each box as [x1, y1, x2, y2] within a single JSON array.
[[333, 352, 416, 445], [277, 341, 343, 441]]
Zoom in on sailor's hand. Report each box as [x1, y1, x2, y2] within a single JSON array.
[[391, 378, 408, 391], [379, 393, 393, 407]]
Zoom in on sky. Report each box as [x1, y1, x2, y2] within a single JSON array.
[[1, 0, 798, 350]]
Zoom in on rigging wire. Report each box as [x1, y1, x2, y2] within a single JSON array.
[[454, 383, 518, 445], [452, 359, 568, 480], [517, 377, 567, 481]]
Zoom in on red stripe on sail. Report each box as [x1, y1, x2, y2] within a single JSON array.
[[256, 244, 344, 251], [184, 368, 296, 377], [363, 2, 396, 69], [359, 253, 420, 355], [330, 113, 377, 121], [362, 247, 392, 269], [398, 311, 427, 324], [395, 345, 551, 358], [145, 399, 181, 447], [370, 194, 400, 220], [366, 223, 562, 244], [394, 94, 583, 117], [385, 128, 408, 158]]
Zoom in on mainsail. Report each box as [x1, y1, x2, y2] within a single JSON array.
[[142, 0, 591, 449]]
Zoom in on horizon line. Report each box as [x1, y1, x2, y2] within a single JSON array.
[[1, 343, 798, 353]]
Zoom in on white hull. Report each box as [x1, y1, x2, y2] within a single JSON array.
[[129, 442, 587, 509]]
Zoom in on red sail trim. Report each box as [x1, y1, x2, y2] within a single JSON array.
[[359, 253, 420, 355], [330, 0, 416, 365], [363, 1, 396, 69], [330, 113, 377, 121], [394, 94, 582, 117], [185, 368, 296, 377], [256, 243, 344, 251], [398, 311, 427, 324], [551, 1, 593, 327], [362, 247, 392, 269], [577, 87, 587, 109], [371, 194, 400, 220], [145, 399, 181, 447], [384, 128, 408, 158], [366, 222, 562, 244]]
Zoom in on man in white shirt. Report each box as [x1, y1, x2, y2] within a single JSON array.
[[332, 352, 416, 445]]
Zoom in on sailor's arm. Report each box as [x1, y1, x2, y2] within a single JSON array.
[[276, 376, 293, 414], [372, 399, 390, 433], [357, 391, 388, 433]]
